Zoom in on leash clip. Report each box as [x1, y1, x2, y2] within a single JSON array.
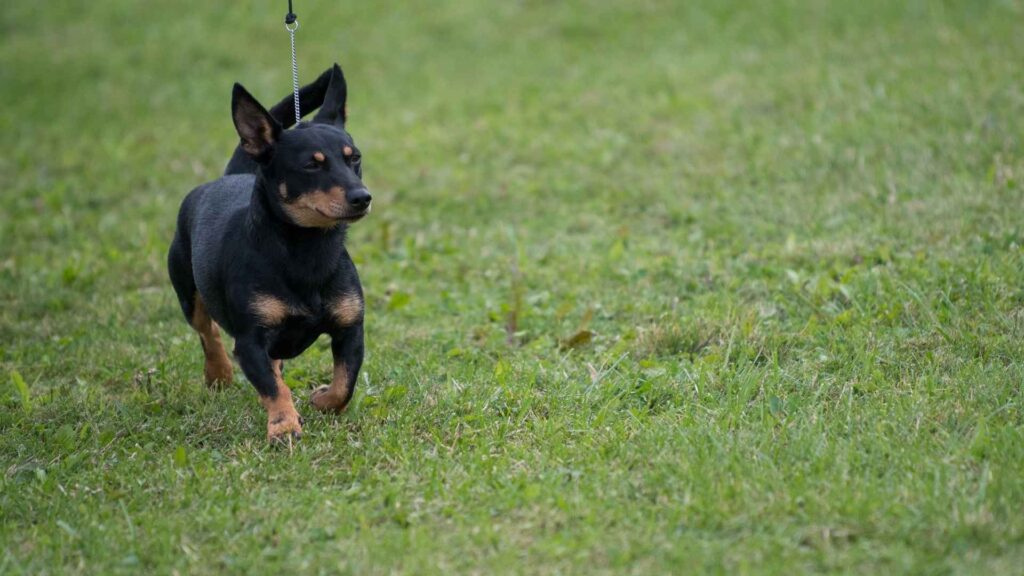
[[285, 0, 297, 26]]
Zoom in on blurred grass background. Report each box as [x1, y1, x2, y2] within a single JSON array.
[[2, 1, 1023, 574]]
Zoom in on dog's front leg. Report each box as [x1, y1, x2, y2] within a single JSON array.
[[235, 337, 303, 442], [311, 324, 364, 413]]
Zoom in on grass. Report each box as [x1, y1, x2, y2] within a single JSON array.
[[2, 0, 1023, 573]]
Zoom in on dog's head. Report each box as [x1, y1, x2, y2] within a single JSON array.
[[232, 64, 370, 228]]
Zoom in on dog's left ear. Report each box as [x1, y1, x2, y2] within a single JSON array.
[[312, 63, 347, 126], [232, 83, 282, 159]]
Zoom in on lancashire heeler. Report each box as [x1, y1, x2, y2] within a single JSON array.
[[167, 64, 370, 442]]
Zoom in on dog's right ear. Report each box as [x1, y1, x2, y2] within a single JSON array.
[[232, 83, 282, 159]]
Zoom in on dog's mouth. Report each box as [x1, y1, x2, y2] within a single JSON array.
[[314, 205, 370, 224]]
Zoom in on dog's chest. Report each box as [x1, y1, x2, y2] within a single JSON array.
[[280, 292, 338, 331], [265, 298, 331, 359]]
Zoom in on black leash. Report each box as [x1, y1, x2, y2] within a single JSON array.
[[285, 0, 300, 124]]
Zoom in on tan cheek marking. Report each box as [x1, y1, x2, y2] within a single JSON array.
[[283, 191, 333, 227], [313, 151, 325, 162], [281, 203, 333, 228], [311, 186, 346, 210], [278, 182, 288, 199], [281, 188, 347, 228], [330, 292, 364, 326], [251, 294, 289, 326], [343, 146, 353, 157]]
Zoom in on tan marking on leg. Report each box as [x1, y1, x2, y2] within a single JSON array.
[[330, 292, 364, 327], [310, 362, 351, 413], [261, 366, 303, 442], [251, 294, 290, 326], [280, 187, 352, 228], [191, 294, 233, 387]]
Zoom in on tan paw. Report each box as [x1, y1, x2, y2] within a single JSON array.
[[310, 385, 349, 413], [204, 360, 234, 388], [266, 409, 304, 443]]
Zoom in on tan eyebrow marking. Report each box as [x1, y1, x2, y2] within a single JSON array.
[[313, 151, 325, 162], [342, 146, 353, 157]]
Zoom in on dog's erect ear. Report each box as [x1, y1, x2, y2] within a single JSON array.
[[312, 63, 347, 126], [232, 83, 282, 159], [268, 66, 333, 129]]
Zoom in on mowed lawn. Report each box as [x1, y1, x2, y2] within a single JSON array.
[[2, 0, 1023, 573]]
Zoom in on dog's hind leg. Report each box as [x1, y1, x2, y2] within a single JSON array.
[[189, 295, 234, 387], [168, 239, 233, 387]]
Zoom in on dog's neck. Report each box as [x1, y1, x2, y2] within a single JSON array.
[[247, 176, 348, 285]]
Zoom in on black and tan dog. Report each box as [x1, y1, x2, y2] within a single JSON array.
[[167, 64, 369, 442]]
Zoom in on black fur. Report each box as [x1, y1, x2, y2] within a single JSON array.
[[168, 64, 370, 440]]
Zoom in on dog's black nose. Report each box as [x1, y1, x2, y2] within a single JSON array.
[[348, 189, 372, 210]]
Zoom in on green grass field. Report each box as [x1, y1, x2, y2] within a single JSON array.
[[2, 0, 1023, 573]]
